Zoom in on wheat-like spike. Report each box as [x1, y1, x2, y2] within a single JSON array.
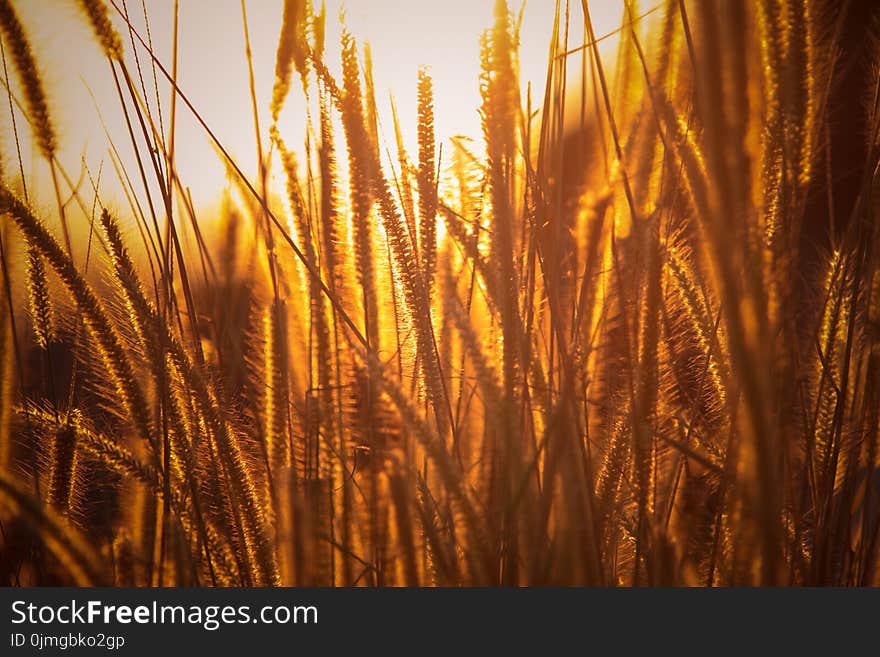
[[1, 185, 155, 451], [340, 29, 379, 350], [480, 4, 520, 352], [25, 405, 156, 484], [481, 6, 519, 315], [2, 0, 876, 588], [338, 35, 383, 582], [664, 243, 728, 408], [654, 0, 680, 89], [96, 207, 277, 585], [271, 0, 308, 122], [417, 68, 438, 302], [480, 0, 524, 585], [98, 208, 165, 363], [191, 361, 281, 584], [0, 0, 55, 159], [783, 0, 817, 189], [757, 0, 784, 120], [22, 404, 240, 584], [312, 0, 325, 57], [315, 73, 356, 584], [373, 160, 450, 440], [362, 347, 492, 583], [645, 86, 709, 215], [363, 43, 380, 152], [90, 441, 237, 585], [261, 302, 292, 474], [317, 84, 347, 301], [99, 208, 229, 581], [0, 1, 56, 351], [633, 218, 661, 546], [812, 249, 849, 492], [755, 0, 787, 314], [99, 210, 200, 458], [276, 135, 334, 479], [25, 242, 53, 349], [46, 415, 78, 512], [78, 0, 123, 60]]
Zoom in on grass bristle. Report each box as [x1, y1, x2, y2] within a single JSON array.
[[1, 0, 879, 587]]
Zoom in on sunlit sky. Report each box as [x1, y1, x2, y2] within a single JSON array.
[[3, 1, 626, 214]]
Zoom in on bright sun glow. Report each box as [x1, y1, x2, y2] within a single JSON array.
[[5, 1, 623, 213], [2, 0, 875, 590]]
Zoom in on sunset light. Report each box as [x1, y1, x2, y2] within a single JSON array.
[[5, 1, 626, 212], [1, 0, 879, 590]]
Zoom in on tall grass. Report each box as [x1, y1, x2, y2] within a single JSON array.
[[1, 0, 879, 586]]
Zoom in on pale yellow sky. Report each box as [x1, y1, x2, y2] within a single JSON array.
[[2, 1, 627, 216]]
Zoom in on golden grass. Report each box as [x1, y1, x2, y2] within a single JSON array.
[[0, 0, 879, 586]]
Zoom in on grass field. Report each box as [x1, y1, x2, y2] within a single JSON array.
[[1, 0, 879, 586]]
